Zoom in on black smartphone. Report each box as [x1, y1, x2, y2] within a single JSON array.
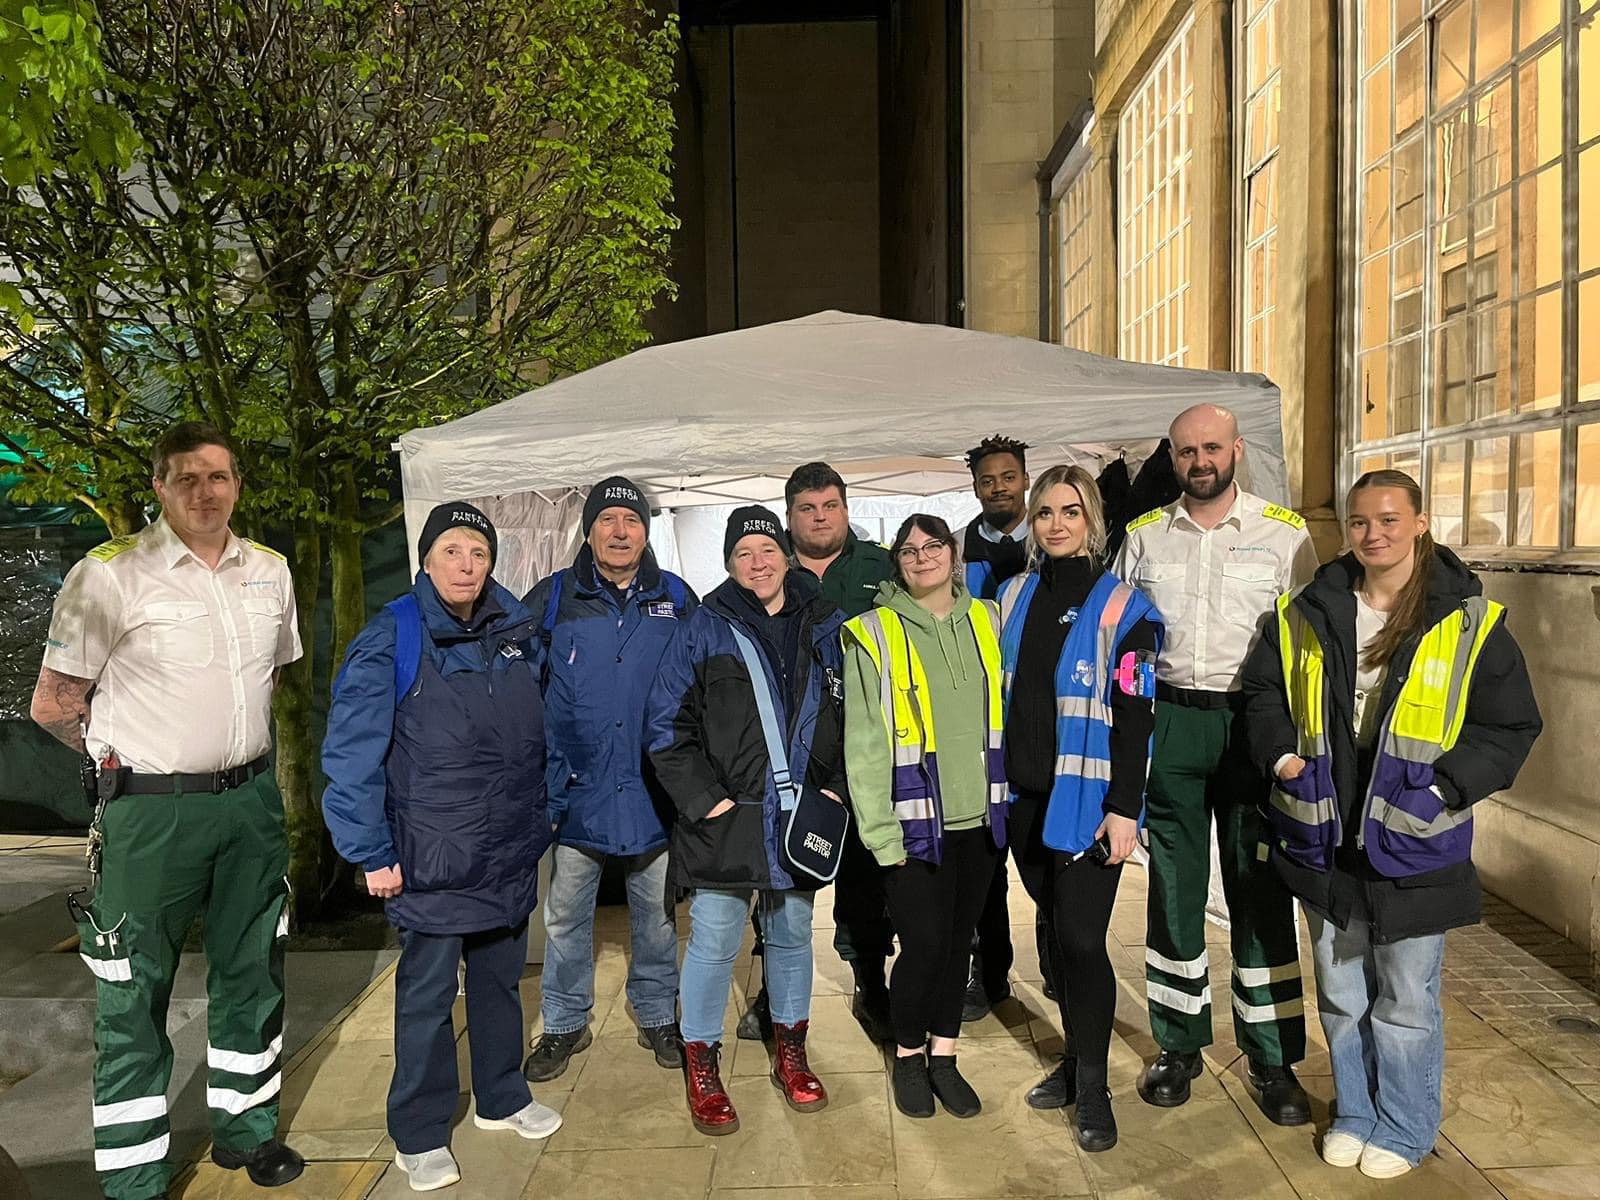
[[1086, 836, 1113, 865]]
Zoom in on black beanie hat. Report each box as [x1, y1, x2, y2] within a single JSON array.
[[724, 505, 789, 561], [418, 501, 497, 566], [582, 476, 651, 535]]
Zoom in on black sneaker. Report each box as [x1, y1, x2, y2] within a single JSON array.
[[927, 1054, 982, 1118], [1247, 1060, 1311, 1126], [1074, 1085, 1118, 1152], [522, 1025, 592, 1082], [1136, 1048, 1203, 1107], [638, 1023, 684, 1069], [892, 1053, 935, 1118], [735, 987, 772, 1041], [1025, 1056, 1077, 1110]]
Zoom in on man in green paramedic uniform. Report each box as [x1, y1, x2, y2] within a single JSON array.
[[1113, 404, 1320, 1126], [31, 421, 305, 1199]]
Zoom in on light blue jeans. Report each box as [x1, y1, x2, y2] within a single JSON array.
[[1308, 910, 1446, 1165], [680, 888, 814, 1044], [540, 844, 679, 1034]]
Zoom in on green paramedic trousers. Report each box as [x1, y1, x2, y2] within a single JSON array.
[[75, 771, 290, 1200], [1143, 700, 1306, 1065]]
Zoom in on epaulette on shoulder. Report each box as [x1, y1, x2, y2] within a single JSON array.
[[85, 535, 139, 563], [244, 538, 288, 563], [1261, 503, 1307, 530], [1125, 508, 1164, 534]]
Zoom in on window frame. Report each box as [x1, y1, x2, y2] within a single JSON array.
[[1236, 0, 1283, 379], [1050, 114, 1098, 352]]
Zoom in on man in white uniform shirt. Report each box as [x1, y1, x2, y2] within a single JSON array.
[[1114, 404, 1320, 1126], [31, 422, 305, 1200]]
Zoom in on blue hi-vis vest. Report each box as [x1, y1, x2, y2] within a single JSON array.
[[998, 570, 1162, 854]]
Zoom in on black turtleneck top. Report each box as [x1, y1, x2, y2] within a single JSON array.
[[1003, 555, 1159, 817]]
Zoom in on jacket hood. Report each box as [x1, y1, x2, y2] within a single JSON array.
[[412, 570, 528, 640], [873, 579, 976, 633], [1303, 544, 1482, 623]]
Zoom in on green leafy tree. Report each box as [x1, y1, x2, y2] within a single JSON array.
[[0, 0, 679, 912]]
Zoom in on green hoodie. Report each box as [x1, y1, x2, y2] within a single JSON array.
[[843, 579, 992, 866]]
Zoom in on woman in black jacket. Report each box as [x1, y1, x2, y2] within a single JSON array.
[[1241, 470, 1541, 1180]]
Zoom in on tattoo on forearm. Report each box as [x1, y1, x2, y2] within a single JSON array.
[[31, 668, 92, 753]]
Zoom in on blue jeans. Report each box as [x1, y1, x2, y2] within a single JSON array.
[[541, 844, 679, 1034], [681, 888, 814, 1044], [1308, 910, 1446, 1165]]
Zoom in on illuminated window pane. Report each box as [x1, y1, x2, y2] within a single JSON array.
[[1394, 236, 1425, 336], [1429, 442, 1467, 545], [1434, 1, 1470, 108], [1517, 289, 1562, 411], [1519, 164, 1564, 291], [1434, 318, 1473, 428], [1436, 107, 1471, 217], [1366, 64, 1392, 164], [1578, 424, 1600, 547], [1467, 436, 1510, 546], [1473, 81, 1512, 199], [1474, 304, 1513, 418], [1518, 0, 1560, 50], [1360, 347, 1389, 441], [1581, 276, 1600, 404], [1392, 448, 1421, 483], [1518, 46, 1562, 176], [1393, 337, 1423, 434], [1395, 35, 1427, 136], [1396, 0, 1423, 39], [1358, 452, 1388, 476], [1473, 195, 1512, 304], [1583, 14, 1600, 145], [1363, 0, 1391, 70], [1514, 428, 1561, 547], [1476, 0, 1513, 81], [1394, 136, 1425, 239], [1581, 145, 1599, 275], [1362, 254, 1390, 350]]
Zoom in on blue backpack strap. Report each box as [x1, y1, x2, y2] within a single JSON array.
[[664, 571, 687, 614], [540, 569, 567, 645], [384, 593, 423, 702]]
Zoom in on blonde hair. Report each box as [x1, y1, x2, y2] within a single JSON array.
[[1024, 464, 1106, 568]]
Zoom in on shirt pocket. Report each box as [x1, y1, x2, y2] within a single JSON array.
[[1135, 563, 1186, 624], [140, 600, 213, 668], [1220, 561, 1279, 627], [242, 594, 286, 666]]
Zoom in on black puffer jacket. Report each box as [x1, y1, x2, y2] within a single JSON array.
[[645, 571, 847, 893], [1240, 546, 1542, 942]]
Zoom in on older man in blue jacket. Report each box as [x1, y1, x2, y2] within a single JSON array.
[[520, 477, 698, 1083]]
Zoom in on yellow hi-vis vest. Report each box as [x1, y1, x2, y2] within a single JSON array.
[[842, 598, 1008, 862]]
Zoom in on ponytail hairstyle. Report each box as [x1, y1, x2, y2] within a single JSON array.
[[1350, 469, 1435, 670]]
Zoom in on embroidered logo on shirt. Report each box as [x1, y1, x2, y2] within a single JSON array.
[[646, 601, 677, 618]]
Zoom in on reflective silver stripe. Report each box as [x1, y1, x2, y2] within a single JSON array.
[[1147, 980, 1211, 1014], [207, 1073, 281, 1115], [1443, 598, 1492, 736], [80, 953, 131, 982], [1056, 695, 1109, 722], [92, 1095, 166, 1127], [208, 1034, 283, 1075], [1233, 962, 1301, 988], [891, 744, 922, 767], [95, 1133, 169, 1171], [1386, 733, 1445, 763], [1146, 947, 1209, 979], [892, 797, 937, 822], [1054, 753, 1111, 781], [1268, 786, 1336, 827], [1370, 796, 1473, 840], [1232, 993, 1305, 1023]]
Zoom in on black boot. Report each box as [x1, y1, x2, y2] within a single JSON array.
[[927, 1054, 982, 1118], [736, 986, 772, 1041], [1247, 1060, 1312, 1126], [522, 1025, 593, 1082], [849, 958, 894, 1044], [1136, 1048, 1203, 1107], [892, 1052, 935, 1118], [1025, 1055, 1077, 1110], [637, 1022, 685, 1068], [1073, 1084, 1118, 1153], [211, 1139, 306, 1187]]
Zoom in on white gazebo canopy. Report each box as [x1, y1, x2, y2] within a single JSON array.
[[399, 311, 1286, 596]]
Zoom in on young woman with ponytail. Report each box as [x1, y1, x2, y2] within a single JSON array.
[[1241, 470, 1542, 1179]]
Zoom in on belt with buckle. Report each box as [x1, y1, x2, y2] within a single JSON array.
[[1155, 683, 1242, 711], [118, 755, 271, 796]]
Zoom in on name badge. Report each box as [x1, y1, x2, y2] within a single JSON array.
[[646, 602, 677, 618]]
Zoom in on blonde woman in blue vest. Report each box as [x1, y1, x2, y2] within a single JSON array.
[[842, 514, 1008, 1120], [996, 463, 1163, 1153], [1241, 470, 1540, 1178]]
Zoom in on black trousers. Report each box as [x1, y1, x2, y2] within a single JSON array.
[[1009, 792, 1126, 1085], [389, 922, 533, 1154], [882, 827, 999, 1048], [832, 820, 895, 967], [970, 847, 1015, 997]]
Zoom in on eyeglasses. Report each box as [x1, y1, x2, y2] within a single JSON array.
[[896, 540, 951, 563]]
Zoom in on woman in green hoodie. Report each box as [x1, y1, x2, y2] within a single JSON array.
[[842, 514, 1009, 1121]]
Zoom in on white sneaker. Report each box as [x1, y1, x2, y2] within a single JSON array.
[[473, 1098, 563, 1140], [1320, 1131, 1365, 1167], [394, 1146, 460, 1192], [1359, 1144, 1414, 1179]]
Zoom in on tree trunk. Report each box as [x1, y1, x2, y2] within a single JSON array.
[[329, 465, 366, 674], [274, 515, 323, 919]]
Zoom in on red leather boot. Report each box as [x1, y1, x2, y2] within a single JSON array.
[[771, 1020, 828, 1112], [683, 1040, 739, 1135]]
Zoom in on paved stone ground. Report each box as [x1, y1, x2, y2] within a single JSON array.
[[6, 832, 1600, 1200]]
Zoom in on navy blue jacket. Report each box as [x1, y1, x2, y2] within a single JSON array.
[[321, 573, 550, 934], [523, 546, 697, 857], [645, 571, 847, 892]]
